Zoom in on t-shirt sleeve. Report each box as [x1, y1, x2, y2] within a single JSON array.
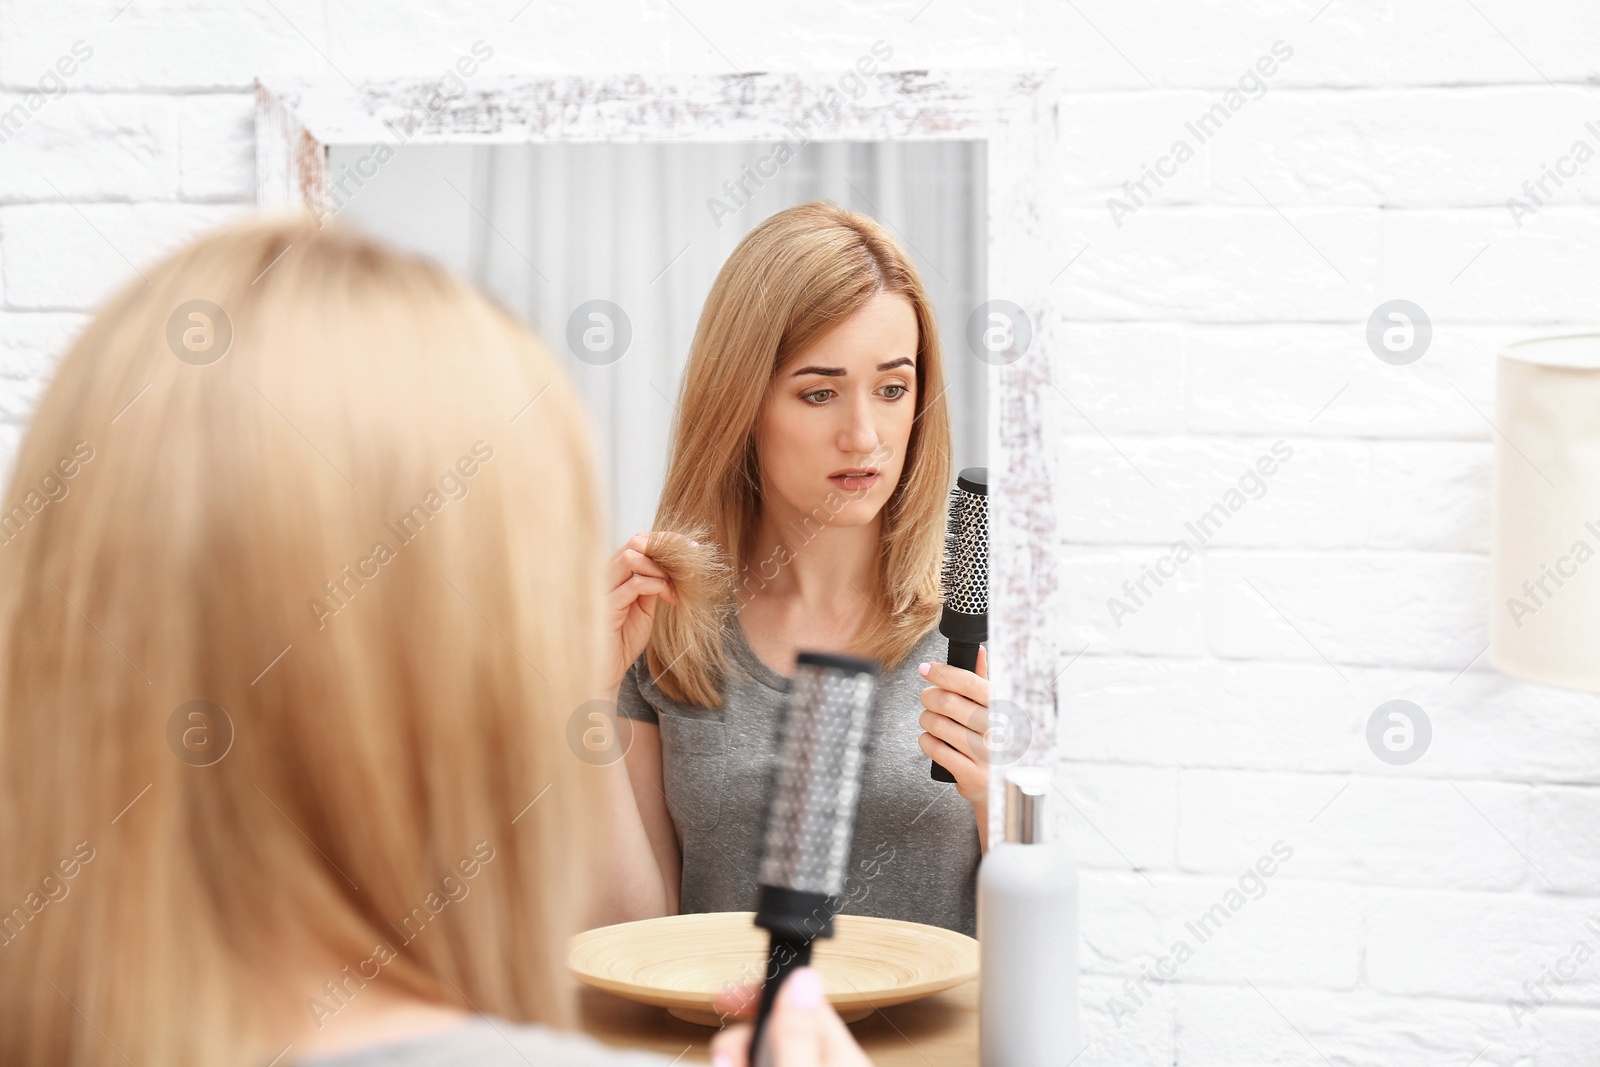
[[614, 653, 659, 724]]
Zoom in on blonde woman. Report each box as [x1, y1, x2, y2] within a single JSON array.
[[605, 201, 991, 938], [0, 214, 866, 1067]]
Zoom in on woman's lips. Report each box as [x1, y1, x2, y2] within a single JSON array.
[[830, 472, 879, 492]]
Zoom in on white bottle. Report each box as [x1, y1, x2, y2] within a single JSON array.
[[978, 765, 1080, 1066]]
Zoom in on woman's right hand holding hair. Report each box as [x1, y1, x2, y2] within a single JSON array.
[[605, 531, 693, 692], [709, 969, 873, 1067]]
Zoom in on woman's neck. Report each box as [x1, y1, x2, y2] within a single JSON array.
[[745, 506, 881, 617], [292, 997, 471, 1061], [262, 948, 473, 1063]]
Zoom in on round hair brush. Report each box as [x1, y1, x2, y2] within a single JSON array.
[[931, 467, 988, 783], [748, 651, 879, 1066]]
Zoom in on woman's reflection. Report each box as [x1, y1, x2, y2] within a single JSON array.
[[602, 201, 991, 937]]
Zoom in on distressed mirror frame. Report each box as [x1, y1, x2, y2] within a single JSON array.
[[254, 69, 1064, 844]]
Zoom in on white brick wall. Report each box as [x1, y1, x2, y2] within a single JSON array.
[[1045, 1, 1600, 1059], [3, 1, 1598, 1063]]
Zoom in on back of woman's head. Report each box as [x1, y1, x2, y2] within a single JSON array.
[[0, 213, 609, 1065]]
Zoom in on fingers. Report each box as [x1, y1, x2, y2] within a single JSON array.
[[919, 731, 986, 798], [610, 530, 704, 602], [643, 529, 702, 554], [766, 968, 826, 1066], [707, 978, 759, 1066], [713, 980, 762, 1022], [764, 968, 871, 1067], [608, 546, 676, 597], [916, 654, 989, 706], [611, 533, 665, 573], [917, 677, 987, 742], [816, 995, 872, 1066], [629, 529, 702, 572], [717, 969, 870, 1067], [604, 573, 675, 619], [711, 1022, 753, 1067], [918, 726, 981, 778], [918, 704, 983, 762]]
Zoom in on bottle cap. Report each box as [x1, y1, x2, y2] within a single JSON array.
[[1003, 765, 1052, 844]]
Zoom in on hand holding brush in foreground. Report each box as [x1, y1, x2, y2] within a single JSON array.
[[709, 970, 872, 1067]]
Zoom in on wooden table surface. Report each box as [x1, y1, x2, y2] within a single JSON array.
[[577, 977, 978, 1065]]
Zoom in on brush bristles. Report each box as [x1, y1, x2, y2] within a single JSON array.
[[940, 484, 987, 617]]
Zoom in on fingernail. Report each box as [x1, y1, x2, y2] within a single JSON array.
[[711, 1054, 732, 1067], [917, 661, 931, 677], [787, 967, 824, 1009]]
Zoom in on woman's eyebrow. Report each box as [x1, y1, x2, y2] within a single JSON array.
[[789, 356, 914, 378]]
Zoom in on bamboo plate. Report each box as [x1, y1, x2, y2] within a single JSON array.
[[568, 911, 979, 1026]]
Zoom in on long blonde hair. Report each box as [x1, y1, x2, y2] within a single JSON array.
[[0, 214, 610, 1065], [645, 201, 951, 707]]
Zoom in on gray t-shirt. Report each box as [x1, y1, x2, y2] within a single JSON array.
[[295, 1017, 676, 1066], [616, 617, 980, 937]]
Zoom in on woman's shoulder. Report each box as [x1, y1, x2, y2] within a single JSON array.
[[297, 1016, 676, 1067], [615, 650, 668, 723], [616, 623, 741, 722], [892, 622, 949, 672]]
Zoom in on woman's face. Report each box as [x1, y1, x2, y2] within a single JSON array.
[[755, 291, 919, 530]]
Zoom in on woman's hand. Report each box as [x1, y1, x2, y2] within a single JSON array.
[[604, 531, 692, 692], [709, 969, 871, 1067], [915, 646, 991, 846]]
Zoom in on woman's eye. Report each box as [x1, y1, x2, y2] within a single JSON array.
[[801, 384, 907, 404]]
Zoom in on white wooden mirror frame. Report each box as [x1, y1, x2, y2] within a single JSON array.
[[254, 69, 1064, 842]]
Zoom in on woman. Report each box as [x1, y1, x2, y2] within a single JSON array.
[[0, 213, 865, 1066], [605, 201, 992, 937]]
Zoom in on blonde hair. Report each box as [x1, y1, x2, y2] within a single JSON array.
[[0, 214, 610, 1065], [645, 201, 951, 707]]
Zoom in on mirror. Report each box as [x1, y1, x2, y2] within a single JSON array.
[[256, 67, 1061, 866]]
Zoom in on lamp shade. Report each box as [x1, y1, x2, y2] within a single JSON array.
[[1490, 334, 1600, 691]]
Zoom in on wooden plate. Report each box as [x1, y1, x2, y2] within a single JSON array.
[[568, 911, 979, 1026]]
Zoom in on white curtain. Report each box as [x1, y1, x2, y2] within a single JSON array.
[[332, 139, 986, 549]]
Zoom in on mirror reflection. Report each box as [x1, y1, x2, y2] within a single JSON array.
[[334, 140, 992, 940]]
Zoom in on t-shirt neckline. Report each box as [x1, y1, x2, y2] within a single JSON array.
[[729, 613, 793, 694]]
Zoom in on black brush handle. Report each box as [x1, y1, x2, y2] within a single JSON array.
[[749, 934, 814, 1067], [930, 638, 982, 782]]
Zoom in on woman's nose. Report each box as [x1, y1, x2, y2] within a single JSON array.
[[839, 401, 879, 454]]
